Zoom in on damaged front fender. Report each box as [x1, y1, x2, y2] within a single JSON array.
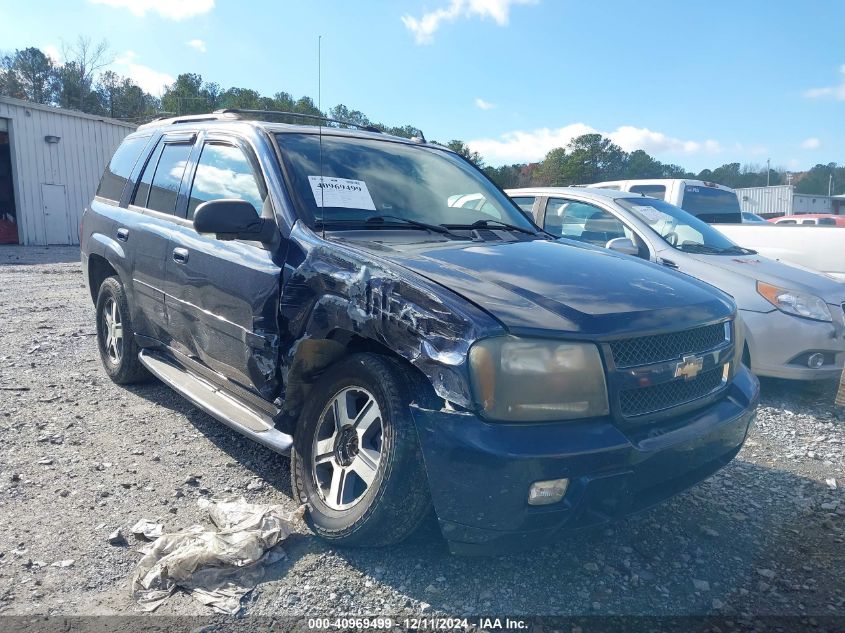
[[278, 223, 503, 415]]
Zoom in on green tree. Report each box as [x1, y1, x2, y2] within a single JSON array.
[[626, 149, 664, 179], [1, 47, 56, 104], [560, 134, 627, 184], [533, 147, 568, 185], [442, 140, 484, 168], [795, 163, 843, 195], [55, 37, 111, 112]]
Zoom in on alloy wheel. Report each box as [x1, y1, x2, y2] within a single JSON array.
[[312, 387, 384, 510], [102, 296, 123, 363]]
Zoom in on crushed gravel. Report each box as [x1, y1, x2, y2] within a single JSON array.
[[0, 245, 842, 620]]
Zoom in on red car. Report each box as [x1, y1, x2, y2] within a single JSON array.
[[769, 214, 845, 226]]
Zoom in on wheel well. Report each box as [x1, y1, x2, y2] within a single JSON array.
[[280, 332, 440, 431], [87, 255, 117, 303]]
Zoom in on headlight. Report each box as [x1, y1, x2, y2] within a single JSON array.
[[756, 281, 832, 322], [468, 336, 609, 421]]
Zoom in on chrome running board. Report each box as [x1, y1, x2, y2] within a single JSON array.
[[138, 350, 292, 456]]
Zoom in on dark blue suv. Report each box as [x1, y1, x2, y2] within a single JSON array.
[[80, 111, 759, 554]]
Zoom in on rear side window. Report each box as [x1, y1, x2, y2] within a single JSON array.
[[818, 218, 835, 225], [96, 136, 149, 202], [132, 141, 192, 215], [629, 184, 666, 200], [777, 219, 797, 225], [187, 143, 264, 219]]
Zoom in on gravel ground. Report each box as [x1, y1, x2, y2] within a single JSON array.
[[0, 245, 843, 622]]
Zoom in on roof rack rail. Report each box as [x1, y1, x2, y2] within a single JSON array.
[[213, 109, 384, 133], [136, 111, 239, 130]]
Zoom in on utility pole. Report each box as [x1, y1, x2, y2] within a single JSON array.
[[830, 172, 834, 197], [766, 158, 770, 187]]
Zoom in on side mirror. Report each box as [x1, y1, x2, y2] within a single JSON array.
[[193, 199, 272, 241], [606, 237, 639, 256]]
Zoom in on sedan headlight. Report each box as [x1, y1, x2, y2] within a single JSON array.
[[756, 282, 832, 322], [468, 336, 609, 422]]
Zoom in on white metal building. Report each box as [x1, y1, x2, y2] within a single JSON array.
[[0, 96, 135, 246], [735, 184, 836, 218]]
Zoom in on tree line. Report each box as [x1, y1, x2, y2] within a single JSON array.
[[1, 41, 840, 196]]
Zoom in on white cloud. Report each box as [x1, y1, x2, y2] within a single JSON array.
[[474, 97, 495, 110], [801, 137, 821, 149], [113, 51, 174, 96], [88, 0, 214, 20], [42, 44, 62, 64], [402, 0, 535, 44], [468, 123, 725, 165], [803, 64, 845, 100], [186, 39, 207, 53], [607, 125, 722, 155]]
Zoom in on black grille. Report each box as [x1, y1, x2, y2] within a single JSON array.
[[610, 322, 727, 369], [619, 366, 725, 418]]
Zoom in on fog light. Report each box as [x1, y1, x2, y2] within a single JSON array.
[[527, 478, 569, 506], [807, 353, 825, 369]]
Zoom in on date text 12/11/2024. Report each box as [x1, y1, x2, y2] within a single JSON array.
[[307, 617, 529, 630]]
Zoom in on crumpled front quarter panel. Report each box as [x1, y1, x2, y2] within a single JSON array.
[[279, 223, 503, 408]]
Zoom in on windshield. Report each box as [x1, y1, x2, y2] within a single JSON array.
[[275, 133, 536, 231], [616, 197, 749, 255], [679, 185, 742, 223]]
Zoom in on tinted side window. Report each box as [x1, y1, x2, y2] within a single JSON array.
[[778, 219, 797, 225], [511, 196, 535, 213], [818, 218, 836, 226], [132, 143, 163, 208], [629, 184, 666, 200], [147, 143, 192, 215], [187, 143, 264, 219], [96, 136, 149, 202]]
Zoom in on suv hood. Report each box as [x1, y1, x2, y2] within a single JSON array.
[[687, 253, 845, 302], [346, 236, 734, 338]]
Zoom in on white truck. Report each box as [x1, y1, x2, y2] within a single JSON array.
[[589, 178, 845, 282], [587, 178, 742, 223], [715, 224, 845, 282]]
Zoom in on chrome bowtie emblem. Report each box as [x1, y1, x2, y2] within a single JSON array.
[[674, 355, 704, 381]]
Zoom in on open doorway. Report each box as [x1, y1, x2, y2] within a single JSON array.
[[0, 118, 19, 244]]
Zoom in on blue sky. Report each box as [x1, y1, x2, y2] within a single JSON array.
[[2, 0, 843, 171]]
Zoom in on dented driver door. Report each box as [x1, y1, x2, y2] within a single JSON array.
[[163, 133, 284, 400]]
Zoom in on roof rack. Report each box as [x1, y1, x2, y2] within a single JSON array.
[[139, 109, 428, 142], [213, 109, 384, 133]]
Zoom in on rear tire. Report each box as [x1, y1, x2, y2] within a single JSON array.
[[95, 276, 149, 384], [291, 353, 432, 546]]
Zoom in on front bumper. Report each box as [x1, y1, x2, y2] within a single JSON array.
[[741, 308, 845, 380], [411, 366, 759, 555]]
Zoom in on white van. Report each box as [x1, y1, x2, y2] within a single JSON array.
[[587, 179, 742, 224]]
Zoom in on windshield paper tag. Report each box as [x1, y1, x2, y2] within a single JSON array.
[[631, 205, 668, 222], [308, 176, 376, 210]]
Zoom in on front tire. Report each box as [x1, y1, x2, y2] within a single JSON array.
[[95, 276, 149, 384], [292, 353, 432, 546]]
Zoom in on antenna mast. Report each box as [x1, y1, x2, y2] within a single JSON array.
[[318, 36, 325, 239]]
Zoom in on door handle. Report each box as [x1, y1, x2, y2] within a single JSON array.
[[172, 248, 189, 264], [116, 228, 129, 242], [660, 258, 678, 269]]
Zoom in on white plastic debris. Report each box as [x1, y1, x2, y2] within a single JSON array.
[[131, 519, 164, 540], [826, 478, 837, 490], [131, 497, 305, 614]]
